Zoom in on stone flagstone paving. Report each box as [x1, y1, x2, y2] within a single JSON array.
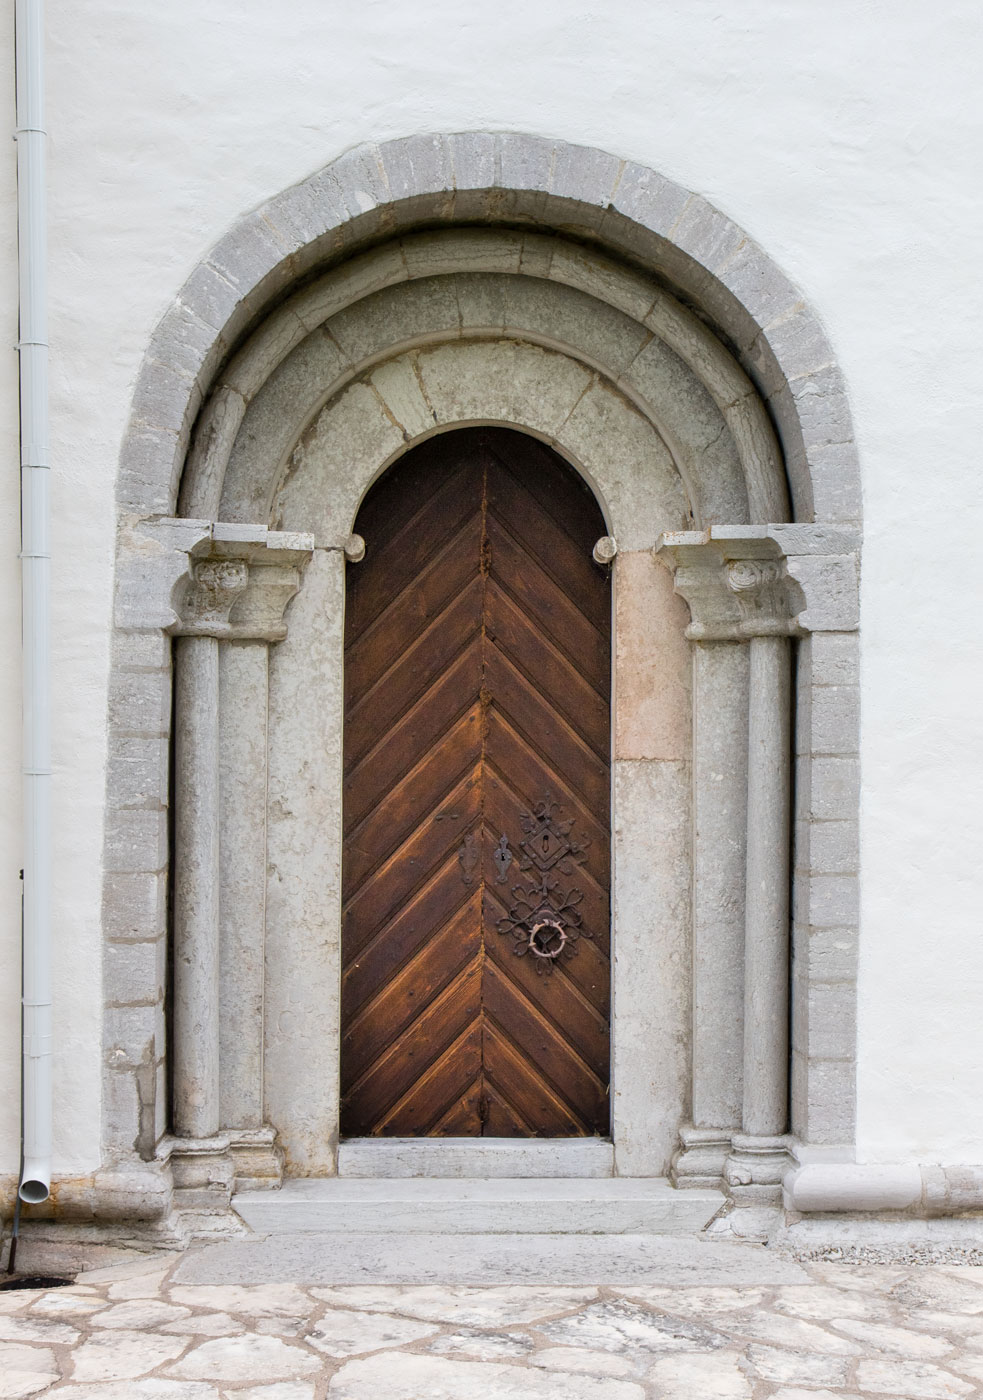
[[0, 1251, 981, 1397]]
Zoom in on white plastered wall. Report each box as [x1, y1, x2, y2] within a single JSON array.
[[0, 0, 979, 1175]]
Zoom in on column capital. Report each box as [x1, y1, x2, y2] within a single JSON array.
[[655, 529, 805, 641], [171, 527, 313, 642]]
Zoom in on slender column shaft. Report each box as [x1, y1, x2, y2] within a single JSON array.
[[173, 634, 221, 1138], [742, 633, 792, 1138], [219, 641, 270, 1129], [692, 640, 748, 1130]]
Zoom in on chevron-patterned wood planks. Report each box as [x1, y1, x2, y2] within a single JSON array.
[[341, 428, 611, 1137]]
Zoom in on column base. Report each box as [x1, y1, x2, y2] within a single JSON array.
[[725, 1133, 793, 1207], [165, 1128, 284, 1211], [228, 1127, 284, 1191], [671, 1125, 733, 1189], [166, 1134, 236, 1213]]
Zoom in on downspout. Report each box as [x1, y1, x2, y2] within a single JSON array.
[[15, 0, 51, 1206]]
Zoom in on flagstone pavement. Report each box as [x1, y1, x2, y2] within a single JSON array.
[[1, 1249, 982, 1399]]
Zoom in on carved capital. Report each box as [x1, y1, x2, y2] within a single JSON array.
[[180, 559, 249, 635], [655, 529, 804, 642], [170, 525, 314, 641]]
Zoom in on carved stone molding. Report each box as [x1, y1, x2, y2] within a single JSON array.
[[655, 529, 805, 642], [171, 528, 313, 641]]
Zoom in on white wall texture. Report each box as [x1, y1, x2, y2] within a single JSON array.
[[0, 0, 980, 1175]]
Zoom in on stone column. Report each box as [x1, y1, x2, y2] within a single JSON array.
[[169, 530, 312, 1205], [724, 556, 796, 1203], [657, 531, 800, 1201], [172, 559, 248, 1139], [658, 537, 748, 1187]]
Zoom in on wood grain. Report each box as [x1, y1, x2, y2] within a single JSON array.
[[341, 428, 611, 1137]]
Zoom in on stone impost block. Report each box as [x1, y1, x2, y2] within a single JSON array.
[[115, 517, 212, 632], [655, 529, 804, 641], [169, 526, 315, 640], [786, 555, 859, 632]]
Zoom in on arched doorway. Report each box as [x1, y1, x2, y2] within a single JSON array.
[[340, 429, 612, 1137]]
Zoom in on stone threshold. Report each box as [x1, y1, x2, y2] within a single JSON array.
[[337, 1137, 615, 1178], [232, 1177, 725, 1237]]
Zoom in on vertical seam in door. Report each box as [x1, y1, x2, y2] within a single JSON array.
[[477, 445, 491, 1135]]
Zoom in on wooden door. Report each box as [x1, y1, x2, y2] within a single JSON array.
[[341, 428, 611, 1137]]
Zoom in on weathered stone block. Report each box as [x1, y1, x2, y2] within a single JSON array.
[[129, 358, 199, 436], [208, 212, 294, 296], [551, 141, 621, 207], [103, 871, 167, 940], [717, 239, 800, 333], [104, 1004, 158, 1067], [150, 299, 218, 383], [801, 1058, 857, 1144], [448, 130, 497, 191], [808, 873, 860, 927], [787, 362, 854, 449], [668, 196, 745, 276], [102, 1067, 141, 1154], [806, 819, 859, 875], [108, 668, 171, 737], [104, 808, 168, 874], [808, 685, 860, 755], [495, 132, 555, 195], [118, 425, 182, 515], [106, 735, 169, 809], [808, 632, 859, 687], [787, 555, 859, 632], [806, 927, 859, 982], [105, 939, 164, 1006], [803, 757, 860, 821], [607, 161, 690, 239], [381, 134, 451, 203], [754, 305, 834, 382], [803, 981, 857, 1063], [112, 629, 171, 672], [804, 440, 863, 523]]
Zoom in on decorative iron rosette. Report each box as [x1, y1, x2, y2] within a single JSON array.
[[496, 794, 592, 973]]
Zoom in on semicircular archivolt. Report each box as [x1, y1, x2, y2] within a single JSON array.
[[180, 229, 786, 528]]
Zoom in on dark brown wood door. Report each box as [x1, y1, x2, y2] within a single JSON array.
[[341, 428, 611, 1137]]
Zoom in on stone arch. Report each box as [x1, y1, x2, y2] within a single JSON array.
[[104, 135, 861, 1223]]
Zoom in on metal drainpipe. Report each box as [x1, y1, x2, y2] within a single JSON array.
[[15, 0, 51, 1206]]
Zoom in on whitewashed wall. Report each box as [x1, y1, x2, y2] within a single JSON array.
[[0, 0, 979, 1176]]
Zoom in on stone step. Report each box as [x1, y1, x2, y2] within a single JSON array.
[[232, 1178, 725, 1236], [175, 1228, 807, 1287], [337, 1137, 614, 1178]]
